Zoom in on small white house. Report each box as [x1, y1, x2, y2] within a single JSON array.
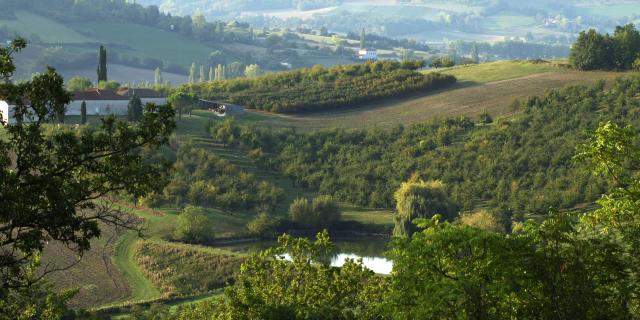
[[358, 49, 378, 61]]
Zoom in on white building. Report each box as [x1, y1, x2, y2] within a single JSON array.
[[68, 89, 130, 116], [117, 88, 168, 106], [1, 88, 168, 125], [358, 49, 378, 61], [0, 100, 14, 125]]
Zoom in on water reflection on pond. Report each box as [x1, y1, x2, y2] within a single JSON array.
[[218, 237, 393, 275]]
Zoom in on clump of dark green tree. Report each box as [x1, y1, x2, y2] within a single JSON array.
[[571, 23, 640, 70], [184, 60, 456, 114]]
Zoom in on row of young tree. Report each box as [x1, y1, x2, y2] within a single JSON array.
[[208, 76, 640, 222], [183, 60, 456, 113], [571, 23, 640, 71], [140, 142, 285, 214]]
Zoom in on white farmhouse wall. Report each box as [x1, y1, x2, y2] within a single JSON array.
[[66, 100, 130, 116], [66, 98, 166, 116], [140, 98, 167, 106], [0, 100, 9, 125]]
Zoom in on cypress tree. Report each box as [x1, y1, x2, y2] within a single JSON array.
[[97, 45, 107, 82], [127, 95, 143, 122], [360, 28, 366, 49], [80, 101, 87, 124]]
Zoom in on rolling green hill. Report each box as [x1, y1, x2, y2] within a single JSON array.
[[67, 22, 213, 67]]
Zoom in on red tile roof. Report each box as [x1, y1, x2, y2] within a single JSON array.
[[73, 88, 129, 101]]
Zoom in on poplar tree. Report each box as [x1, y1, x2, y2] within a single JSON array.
[[154, 67, 162, 86], [189, 62, 196, 84]]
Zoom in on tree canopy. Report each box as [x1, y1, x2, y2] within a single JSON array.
[[0, 38, 175, 291]]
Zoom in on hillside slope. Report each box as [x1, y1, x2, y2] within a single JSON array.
[[251, 61, 635, 130]]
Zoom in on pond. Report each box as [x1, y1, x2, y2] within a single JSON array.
[[217, 236, 393, 275]]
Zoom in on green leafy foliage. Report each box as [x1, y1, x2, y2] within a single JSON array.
[[208, 231, 385, 320], [173, 206, 216, 244], [288, 195, 341, 229], [0, 39, 175, 289], [246, 212, 281, 238], [66, 76, 92, 92], [167, 91, 196, 120], [157, 143, 285, 212], [97, 80, 120, 91], [211, 76, 640, 217], [571, 23, 640, 70], [393, 180, 459, 237], [185, 60, 455, 114]]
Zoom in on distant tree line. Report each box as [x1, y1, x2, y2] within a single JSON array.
[[571, 23, 640, 71], [451, 39, 570, 61], [184, 60, 456, 114], [344, 31, 431, 52]]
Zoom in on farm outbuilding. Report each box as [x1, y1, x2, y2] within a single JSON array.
[[198, 99, 245, 116]]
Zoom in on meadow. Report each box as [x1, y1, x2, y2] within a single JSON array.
[[0, 11, 92, 43]]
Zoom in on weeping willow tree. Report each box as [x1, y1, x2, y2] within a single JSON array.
[[393, 180, 459, 237]]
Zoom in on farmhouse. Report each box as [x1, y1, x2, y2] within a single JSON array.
[[358, 48, 378, 61], [67, 88, 130, 116], [198, 99, 245, 117]]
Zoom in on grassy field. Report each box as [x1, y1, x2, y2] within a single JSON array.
[[68, 22, 213, 66], [112, 232, 161, 304], [0, 11, 92, 43], [431, 60, 562, 84]]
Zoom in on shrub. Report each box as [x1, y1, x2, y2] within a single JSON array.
[[289, 196, 341, 229], [246, 212, 280, 238], [479, 111, 493, 124], [457, 210, 504, 233], [174, 206, 215, 244]]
